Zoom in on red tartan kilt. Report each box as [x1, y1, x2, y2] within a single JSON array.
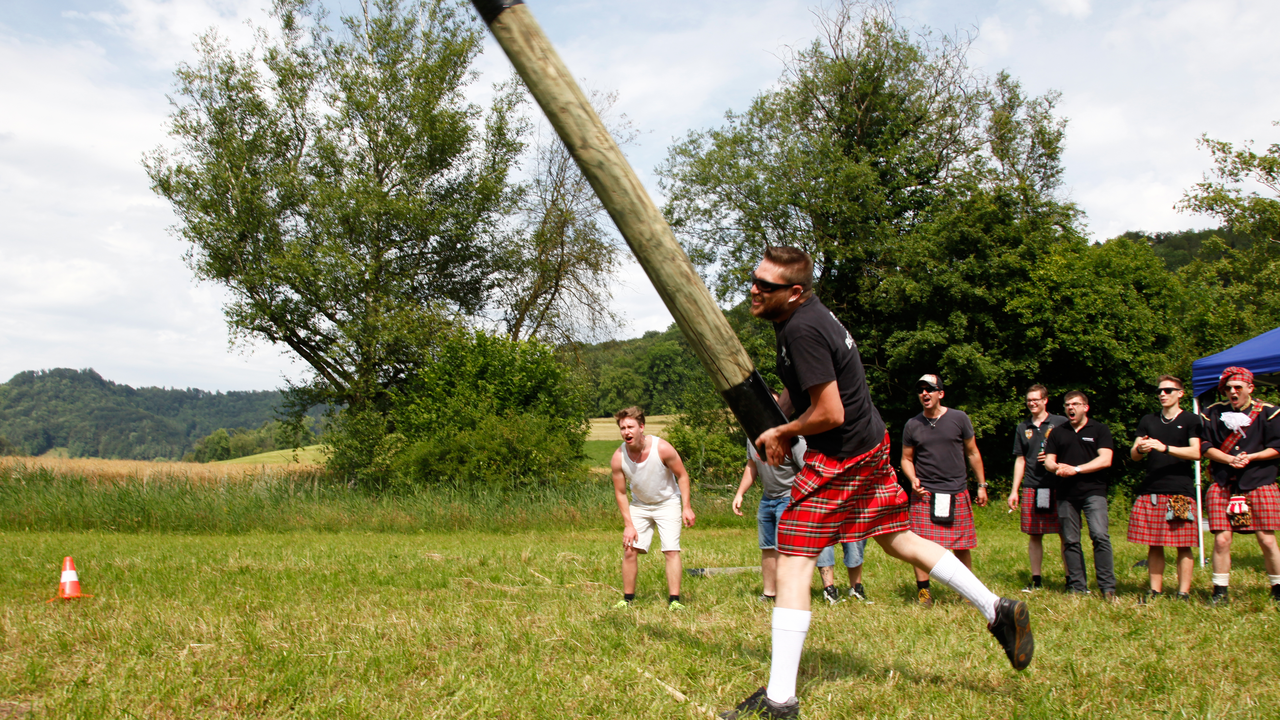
[[909, 489, 977, 550], [776, 432, 910, 557], [1020, 486, 1061, 535], [1126, 494, 1199, 547], [1206, 482, 1280, 532]]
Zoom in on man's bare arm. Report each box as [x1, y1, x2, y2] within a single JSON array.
[[756, 381, 842, 465]]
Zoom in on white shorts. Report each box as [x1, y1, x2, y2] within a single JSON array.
[[629, 497, 683, 553]]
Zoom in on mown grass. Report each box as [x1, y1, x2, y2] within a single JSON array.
[[2, 466, 1279, 718], [215, 445, 329, 466]]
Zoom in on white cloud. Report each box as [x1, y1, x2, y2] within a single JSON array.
[[1041, 0, 1091, 20]]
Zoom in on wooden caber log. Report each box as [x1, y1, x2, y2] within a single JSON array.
[[470, 0, 786, 442]]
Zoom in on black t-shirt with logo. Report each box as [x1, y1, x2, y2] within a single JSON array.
[[1011, 414, 1069, 490], [903, 408, 974, 494], [1043, 417, 1114, 503], [774, 296, 885, 458], [1133, 410, 1201, 497]]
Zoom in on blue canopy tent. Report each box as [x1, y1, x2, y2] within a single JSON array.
[[1188, 326, 1280, 565], [1191, 326, 1280, 399]]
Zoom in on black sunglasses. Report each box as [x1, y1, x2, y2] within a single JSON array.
[[749, 272, 795, 294], [917, 386, 939, 394], [1157, 387, 1181, 395]]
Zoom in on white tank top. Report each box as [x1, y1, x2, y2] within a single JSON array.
[[620, 435, 680, 506]]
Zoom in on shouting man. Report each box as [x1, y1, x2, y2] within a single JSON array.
[[721, 247, 1032, 720], [1199, 366, 1280, 605], [902, 373, 989, 607], [1044, 391, 1116, 599], [610, 406, 696, 610]]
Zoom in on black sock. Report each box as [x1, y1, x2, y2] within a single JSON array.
[[669, 595, 680, 603], [1031, 575, 1042, 587], [624, 593, 635, 602], [917, 580, 930, 590]]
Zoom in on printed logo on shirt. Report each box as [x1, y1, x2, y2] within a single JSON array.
[[1082, 437, 1095, 443], [1024, 429, 1033, 439], [780, 345, 791, 366], [828, 311, 855, 349]]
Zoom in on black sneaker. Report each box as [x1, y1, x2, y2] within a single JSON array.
[[1139, 590, 1161, 605], [1211, 587, 1229, 606], [720, 687, 799, 719], [849, 583, 869, 602], [822, 585, 843, 605], [758, 594, 776, 603], [1176, 592, 1191, 602], [1020, 583, 1042, 594], [917, 587, 934, 608], [987, 597, 1034, 671], [1271, 584, 1280, 603]]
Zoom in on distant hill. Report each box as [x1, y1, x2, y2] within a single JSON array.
[[0, 368, 295, 460]]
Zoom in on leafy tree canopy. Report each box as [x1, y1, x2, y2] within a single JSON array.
[[145, 0, 525, 421]]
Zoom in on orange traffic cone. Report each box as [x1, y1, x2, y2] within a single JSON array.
[[49, 556, 92, 601]]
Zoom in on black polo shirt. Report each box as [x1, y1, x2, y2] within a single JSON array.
[[1043, 417, 1114, 504], [1011, 414, 1069, 489], [774, 296, 885, 458]]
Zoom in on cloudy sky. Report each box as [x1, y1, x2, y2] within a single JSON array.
[[2, 0, 1278, 392]]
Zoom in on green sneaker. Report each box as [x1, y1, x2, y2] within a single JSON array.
[[668, 600, 686, 611], [613, 599, 633, 609]]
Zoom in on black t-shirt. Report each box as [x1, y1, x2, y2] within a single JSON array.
[[1133, 411, 1201, 497], [903, 408, 974, 493], [1011, 414, 1069, 490], [1200, 401, 1280, 491], [1043, 417, 1114, 503], [774, 296, 885, 458]]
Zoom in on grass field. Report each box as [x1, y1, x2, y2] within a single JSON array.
[[2, 465, 1279, 718], [214, 445, 328, 466]]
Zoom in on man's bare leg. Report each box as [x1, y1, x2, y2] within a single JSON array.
[[875, 531, 997, 622], [761, 549, 780, 597], [848, 564, 862, 586], [1212, 530, 1232, 574], [1175, 548, 1193, 594], [1256, 531, 1280, 576], [1028, 534, 1044, 575], [762, 553, 820, 703], [819, 565, 836, 589], [663, 550, 682, 598], [622, 546, 640, 595], [955, 549, 974, 570], [1147, 546, 1166, 592]]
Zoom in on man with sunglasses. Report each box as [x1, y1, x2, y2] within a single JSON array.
[[1127, 376, 1201, 602], [721, 246, 1033, 720], [902, 374, 988, 607], [1008, 384, 1068, 593], [1199, 366, 1280, 605], [1043, 391, 1116, 599]]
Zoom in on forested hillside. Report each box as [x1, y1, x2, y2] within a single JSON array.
[[0, 369, 291, 460]]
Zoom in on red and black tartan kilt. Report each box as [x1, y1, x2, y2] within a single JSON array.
[[909, 489, 977, 550], [1126, 494, 1199, 547], [1206, 482, 1280, 532], [776, 431, 910, 557], [1020, 486, 1061, 535]]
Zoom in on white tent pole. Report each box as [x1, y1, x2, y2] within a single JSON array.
[[1194, 396, 1206, 568]]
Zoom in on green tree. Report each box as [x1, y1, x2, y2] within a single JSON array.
[[145, 0, 525, 426]]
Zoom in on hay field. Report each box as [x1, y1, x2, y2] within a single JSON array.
[[0, 455, 321, 486], [587, 414, 672, 441]]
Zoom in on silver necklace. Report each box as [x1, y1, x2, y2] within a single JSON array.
[[1160, 410, 1179, 425]]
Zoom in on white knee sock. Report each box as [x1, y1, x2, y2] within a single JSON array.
[[929, 552, 999, 624], [766, 607, 810, 703], [1268, 574, 1280, 587], [1212, 573, 1230, 587]]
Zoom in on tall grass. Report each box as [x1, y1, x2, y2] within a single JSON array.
[[0, 458, 749, 534]]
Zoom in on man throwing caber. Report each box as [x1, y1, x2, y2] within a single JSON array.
[[902, 373, 989, 607], [1199, 366, 1280, 605], [1007, 384, 1068, 593], [610, 407, 696, 610], [721, 247, 1033, 720]]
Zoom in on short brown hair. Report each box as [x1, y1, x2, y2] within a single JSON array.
[[614, 406, 646, 426], [762, 246, 814, 292], [1157, 375, 1183, 389], [1064, 390, 1089, 405], [1027, 384, 1048, 399]]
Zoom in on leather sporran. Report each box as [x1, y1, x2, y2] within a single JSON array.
[[1166, 495, 1194, 522]]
